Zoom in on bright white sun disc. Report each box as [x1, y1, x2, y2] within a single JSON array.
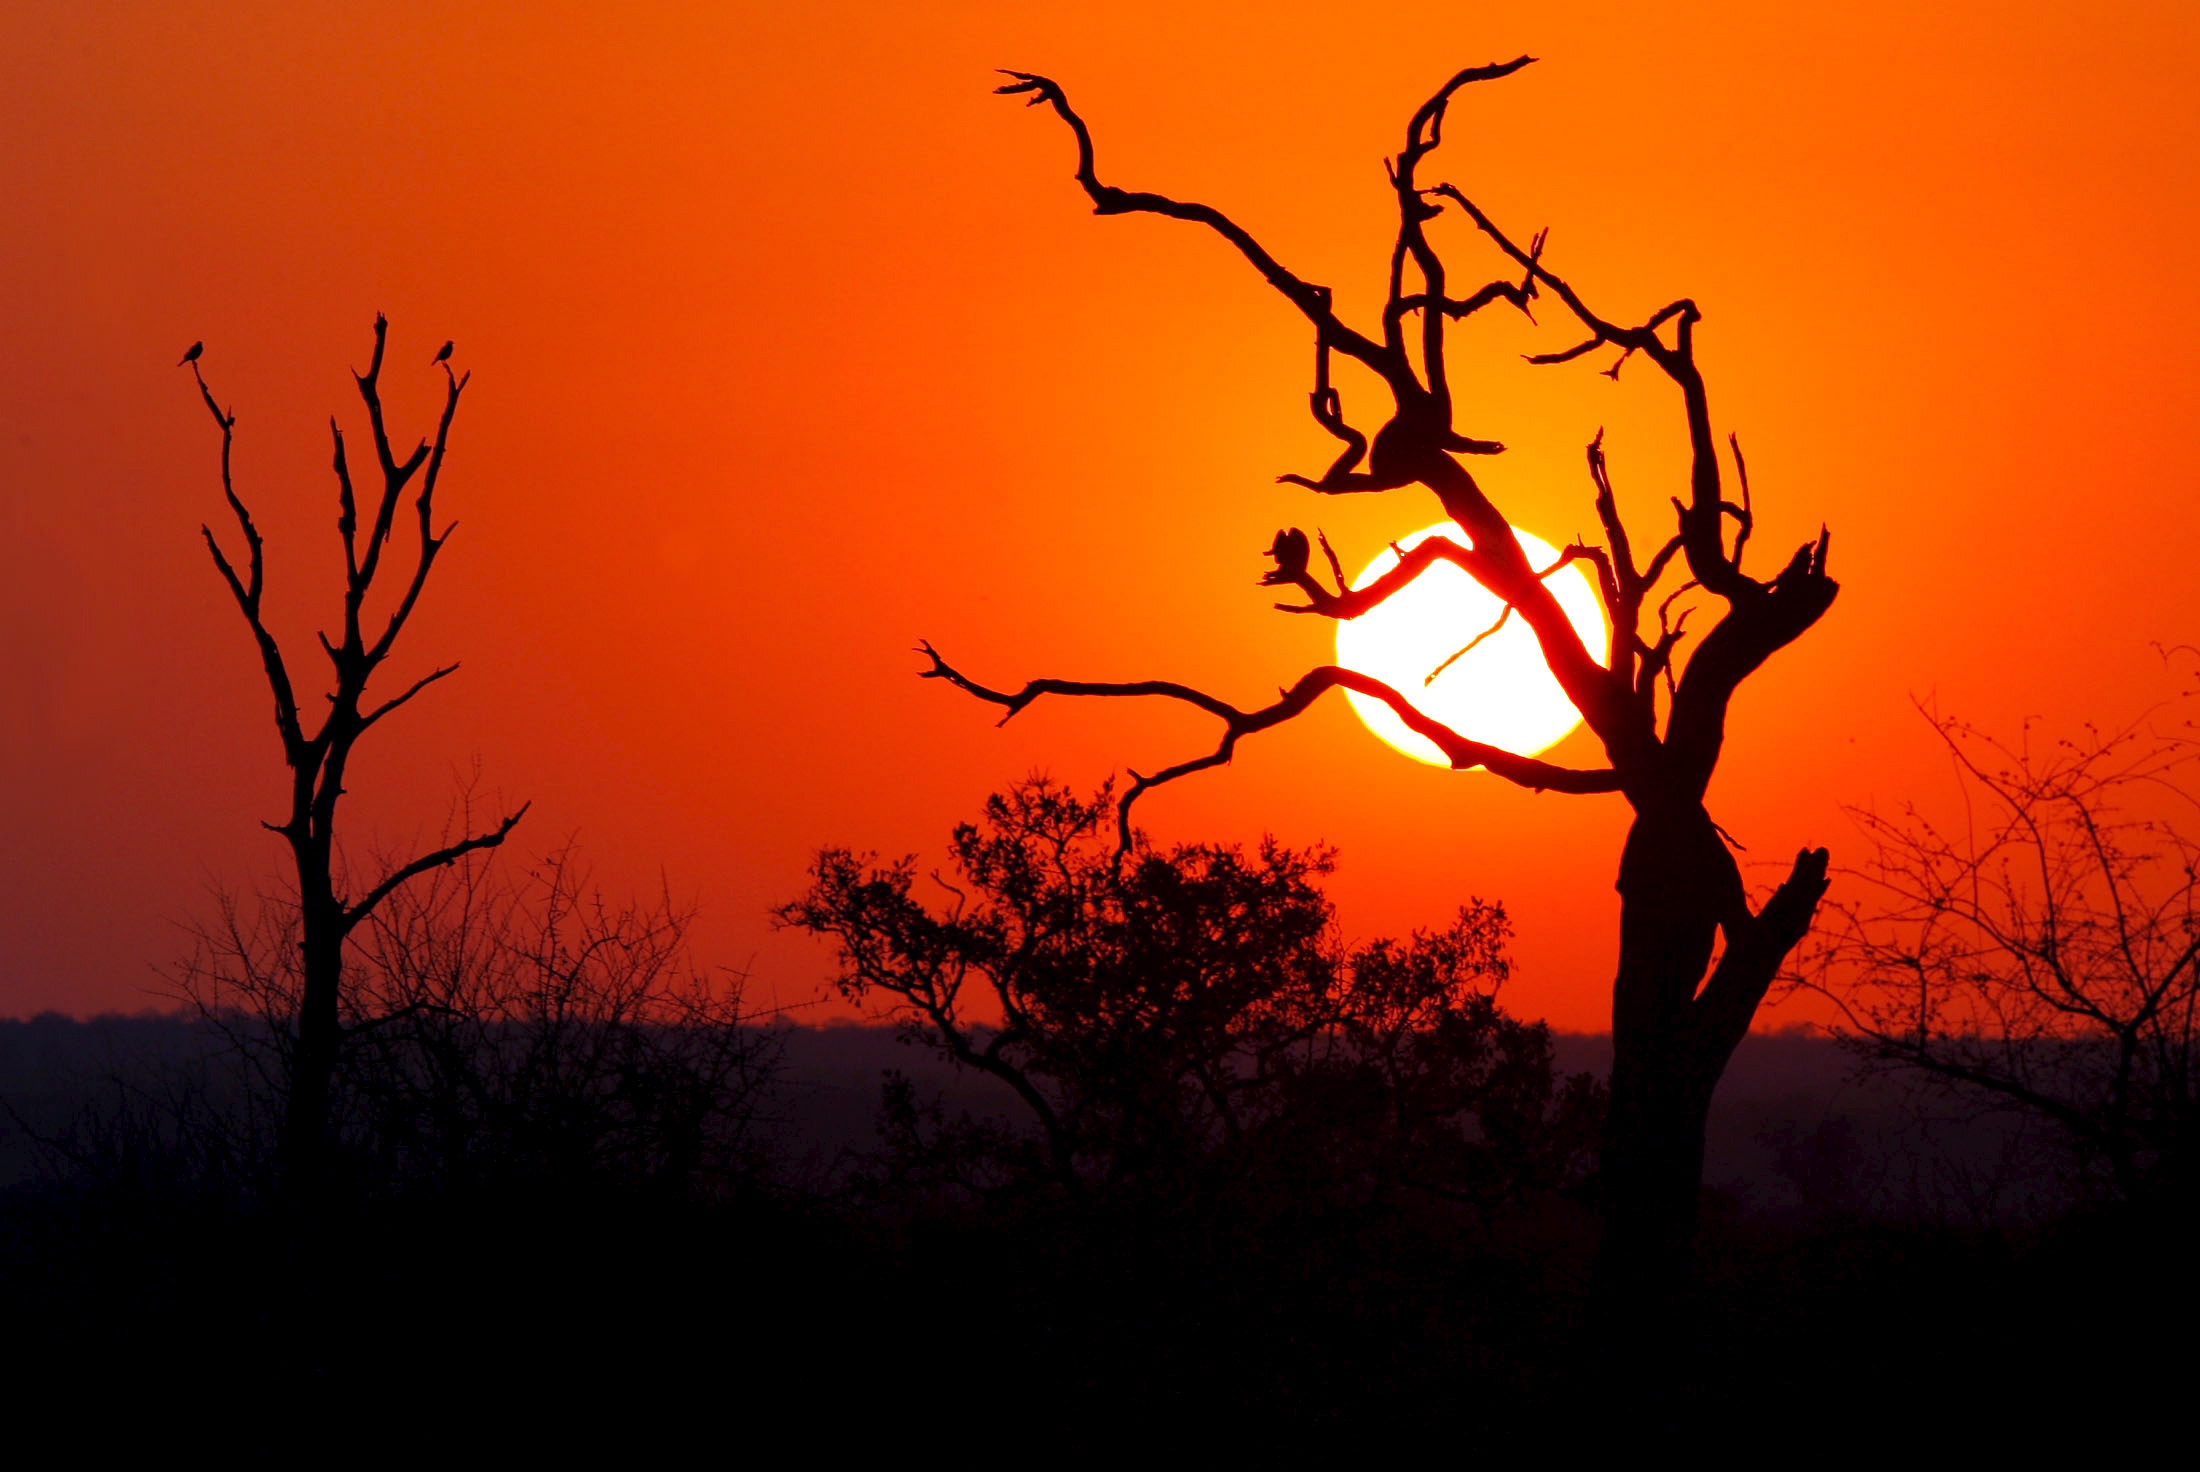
[[1334, 522, 1608, 767]]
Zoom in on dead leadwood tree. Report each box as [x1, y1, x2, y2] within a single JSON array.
[[922, 61, 1839, 1326], [1799, 701, 2200, 1208], [188, 317, 526, 1193]]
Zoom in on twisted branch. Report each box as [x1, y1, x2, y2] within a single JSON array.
[[996, 70, 1390, 377], [920, 642, 1618, 851]]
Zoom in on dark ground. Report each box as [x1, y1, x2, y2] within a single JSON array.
[[0, 1016, 2183, 1443]]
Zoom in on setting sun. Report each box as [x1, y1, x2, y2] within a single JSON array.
[[4, 2, 2198, 1428], [1334, 522, 1609, 766]]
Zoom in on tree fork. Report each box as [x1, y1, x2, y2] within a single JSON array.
[[192, 320, 525, 1195], [955, 64, 1841, 1341]]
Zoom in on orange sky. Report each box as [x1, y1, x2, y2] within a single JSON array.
[[3, 1, 2196, 1030]]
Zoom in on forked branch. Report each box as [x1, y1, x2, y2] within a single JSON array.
[[356, 314, 470, 669], [1385, 61, 1539, 419], [1692, 844, 1832, 1054]]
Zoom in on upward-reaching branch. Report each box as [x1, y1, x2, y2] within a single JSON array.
[[1383, 58, 1539, 426], [192, 361, 305, 753], [352, 317, 424, 592], [366, 361, 468, 668]]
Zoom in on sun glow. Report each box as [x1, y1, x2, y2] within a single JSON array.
[[1334, 523, 1609, 767]]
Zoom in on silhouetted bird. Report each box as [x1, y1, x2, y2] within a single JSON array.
[[1261, 527, 1311, 586], [178, 341, 203, 367], [433, 341, 454, 365]]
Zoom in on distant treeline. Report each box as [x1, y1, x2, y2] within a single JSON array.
[[3, 1008, 2162, 1439], [0, 1011, 2071, 1223]]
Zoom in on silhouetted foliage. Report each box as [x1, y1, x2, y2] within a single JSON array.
[[781, 778, 1602, 1216], [1801, 696, 2200, 1209]]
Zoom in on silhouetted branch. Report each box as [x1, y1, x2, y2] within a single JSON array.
[[1426, 605, 1513, 686], [359, 662, 460, 732], [1265, 532, 1488, 618], [1726, 431, 1754, 572], [343, 803, 530, 932], [1387, 260, 1543, 333], [1289, 342, 1374, 489], [192, 360, 305, 752], [363, 330, 468, 668], [1693, 845, 1831, 1054], [997, 70, 1390, 377], [920, 642, 1617, 849], [1426, 180, 1774, 607], [1422, 544, 1597, 686], [1385, 60, 1539, 421], [1664, 529, 1835, 791], [352, 316, 427, 590]]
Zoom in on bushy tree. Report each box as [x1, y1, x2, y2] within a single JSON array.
[[780, 779, 1601, 1214]]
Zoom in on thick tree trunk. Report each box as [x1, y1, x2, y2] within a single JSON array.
[[282, 894, 345, 1196], [1590, 802, 1749, 1332], [1594, 1028, 1719, 1322], [1583, 801, 1831, 1408]]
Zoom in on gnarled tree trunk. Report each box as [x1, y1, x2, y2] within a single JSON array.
[[929, 60, 1840, 1323]]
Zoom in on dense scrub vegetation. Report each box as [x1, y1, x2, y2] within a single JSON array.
[[2, 782, 2193, 1438]]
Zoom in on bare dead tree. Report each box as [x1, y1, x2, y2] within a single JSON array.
[[154, 830, 775, 1198], [189, 317, 526, 1193], [922, 62, 1840, 1326], [346, 842, 779, 1194], [1798, 701, 2200, 1206]]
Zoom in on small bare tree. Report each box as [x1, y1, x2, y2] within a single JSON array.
[[188, 317, 525, 1192], [1799, 700, 2200, 1206], [163, 835, 775, 1198], [346, 843, 778, 1194], [923, 61, 1841, 1325]]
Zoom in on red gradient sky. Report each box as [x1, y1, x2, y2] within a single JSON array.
[[3, 2, 2196, 1029]]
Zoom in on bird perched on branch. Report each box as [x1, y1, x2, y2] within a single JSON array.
[[432, 340, 454, 366], [1260, 527, 1311, 586], [178, 341, 202, 367]]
